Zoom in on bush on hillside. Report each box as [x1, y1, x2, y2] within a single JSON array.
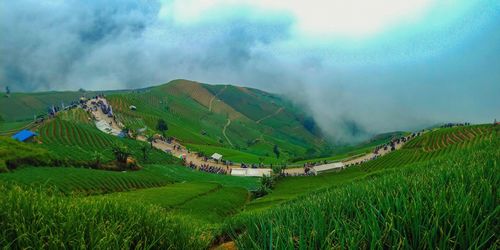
[[0, 161, 7, 173]]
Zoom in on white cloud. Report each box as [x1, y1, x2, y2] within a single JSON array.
[[160, 0, 436, 37]]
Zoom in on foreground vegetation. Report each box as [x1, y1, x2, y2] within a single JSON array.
[[229, 125, 498, 249], [0, 186, 209, 249]]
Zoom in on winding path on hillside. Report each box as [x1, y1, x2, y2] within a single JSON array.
[[256, 107, 283, 124], [85, 97, 419, 178], [222, 119, 234, 147], [208, 85, 227, 112]]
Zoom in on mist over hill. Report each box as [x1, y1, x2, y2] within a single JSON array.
[[1, 0, 499, 142]]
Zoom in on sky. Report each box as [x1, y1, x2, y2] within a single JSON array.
[[1, 0, 499, 142]]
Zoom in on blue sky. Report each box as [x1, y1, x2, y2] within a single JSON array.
[[1, 0, 499, 141]]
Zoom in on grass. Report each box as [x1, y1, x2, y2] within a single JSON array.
[[145, 164, 260, 190], [230, 126, 499, 249], [0, 167, 172, 195], [103, 182, 249, 224], [1, 122, 497, 249], [247, 125, 496, 211], [0, 185, 210, 249]]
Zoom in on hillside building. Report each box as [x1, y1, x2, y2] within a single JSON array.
[[12, 130, 37, 142]]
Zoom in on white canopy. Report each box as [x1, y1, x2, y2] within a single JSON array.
[[312, 162, 344, 174], [211, 153, 223, 161], [231, 168, 271, 177]]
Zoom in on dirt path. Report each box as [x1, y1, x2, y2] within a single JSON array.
[[283, 137, 410, 175], [85, 96, 417, 178], [209, 86, 227, 112], [137, 135, 232, 169], [222, 119, 233, 147], [86, 98, 122, 135], [256, 107, 283, 124]]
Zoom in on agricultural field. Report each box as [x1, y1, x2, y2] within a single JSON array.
[[102, 182, 249, 224], [0, 185, 209, 249], [0, 87, 497, 249], [230, 139, 498, 249], [0, 123, 497, 249], [0, 166, 171, 195], [36, 116, 179, 164], [106, 79, 332, 163], [247, 124, 497, 210]]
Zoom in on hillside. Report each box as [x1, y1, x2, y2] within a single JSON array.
[[0, 124, 497, 249], [106, 79, 330, 163], [0, 80, 331, 163], [231, 125, 498, 249]]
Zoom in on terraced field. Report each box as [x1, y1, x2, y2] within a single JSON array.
[[105, 79, 331, 163], [103, 182, 249, 224], [231, 125, 499, 249], [36, 117, 177, 164], [247, 125, 498, 210], [0, 167, 171, 195]]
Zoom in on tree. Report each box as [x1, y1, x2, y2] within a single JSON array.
[[273, 144, 280, 159], [111, 144, 131, 168], [253, 175, 275, 198], [141, 145, 149, 161], [92, 151, 104, 169], [146, 134, 155, 149], [156, 119, 168, 137]]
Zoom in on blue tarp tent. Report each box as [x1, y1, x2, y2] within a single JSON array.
[[12, 130, 37, 142]]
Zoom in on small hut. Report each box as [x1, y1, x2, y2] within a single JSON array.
[[12, 130, 37, 142]]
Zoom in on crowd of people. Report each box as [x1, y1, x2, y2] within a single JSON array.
[[186, 161, 228, 175], [240, 163, 265, 169], [441, 122, 470, 128], [372, 132, 423, 155], [278, 171, 315, 177]]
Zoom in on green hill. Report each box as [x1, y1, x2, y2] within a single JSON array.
[[0, 80, 330, 163], [106, 79, 330, 163]]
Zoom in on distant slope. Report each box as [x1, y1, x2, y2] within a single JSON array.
[[107, 79, 330, 163], [0, 91, 94, 122]]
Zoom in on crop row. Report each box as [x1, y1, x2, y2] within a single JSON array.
[[232, 128, 499, 249]]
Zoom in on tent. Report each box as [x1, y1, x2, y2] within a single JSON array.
[[231, 168, 271, 177], [12, 130, 37, 142], [312, 162, 344, 174], [211, 153, 223, 161]]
